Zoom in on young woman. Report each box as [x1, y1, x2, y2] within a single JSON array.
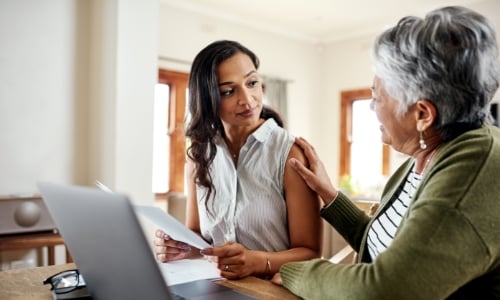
[[154, 40, 322, 279]]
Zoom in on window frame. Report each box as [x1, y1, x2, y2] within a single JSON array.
[[339, 88, 390, 179], [156, 69, 189, 199]]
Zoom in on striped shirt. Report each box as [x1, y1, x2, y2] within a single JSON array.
[[367, 165, 422, 260], [196, 119, 294, 251]]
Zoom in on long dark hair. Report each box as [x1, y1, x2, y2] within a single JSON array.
[[185, 40, 284, 212]]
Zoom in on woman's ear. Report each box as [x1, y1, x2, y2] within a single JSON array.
[[415, 99, 437, 131]]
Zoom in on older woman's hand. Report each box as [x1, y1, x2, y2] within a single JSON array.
[[290, 137, 338, 205], [271, 272, 283, 285], [154, 229, 192, 262]]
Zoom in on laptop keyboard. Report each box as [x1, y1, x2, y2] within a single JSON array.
[[172, 293, 188, 300]]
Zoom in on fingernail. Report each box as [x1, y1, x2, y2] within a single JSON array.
[[182, 244, 191, 252], [200, 248, 212, 255]]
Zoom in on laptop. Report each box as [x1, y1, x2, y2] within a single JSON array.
[[37, 182, 258, 300]]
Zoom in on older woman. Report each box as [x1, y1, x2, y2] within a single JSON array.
[[273, 6, 500, 299]]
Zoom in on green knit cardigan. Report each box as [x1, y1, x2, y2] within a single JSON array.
[[280, 125, 500, 299]]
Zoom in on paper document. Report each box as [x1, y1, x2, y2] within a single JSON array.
[[95, 180, 113, 193], [158, 259, 221, 285], [134, 205, 211, 249]]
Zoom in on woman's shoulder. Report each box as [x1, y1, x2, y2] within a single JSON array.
[[441, 125, 500, 158], [254, 118, 294, 145], [286, 142, 308, 164]]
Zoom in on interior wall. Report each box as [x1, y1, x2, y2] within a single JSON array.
[[0, 0, 89, 196], [3, 0, 497, 201], [158, 3, 323, 140], [0, 0, 158, 204], [319, 0, 500, 183], [0, 0, 90, 270], [86, 0, 159, 203], [0, 0, 159, 269], [158, 0, 500, 186], [1, 0, 499, 268], [106, 0, 159, 202]]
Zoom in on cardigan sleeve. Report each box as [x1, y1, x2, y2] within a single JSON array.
[[280, 128, 500, 299], [280, 133, 495, 299], [280, 203, 489, 300], [320, 191, 371, 252]]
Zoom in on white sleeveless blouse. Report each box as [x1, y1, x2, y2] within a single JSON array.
[[196, 119, 294, 251]]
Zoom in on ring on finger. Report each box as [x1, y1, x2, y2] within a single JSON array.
[[224, 264, 229, 272]]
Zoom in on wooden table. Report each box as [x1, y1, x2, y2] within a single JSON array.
[[0, 263, 299, 300], [0, 231, 72, 265]]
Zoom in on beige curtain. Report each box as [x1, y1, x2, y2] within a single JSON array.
[[262, 76, 288, 123]]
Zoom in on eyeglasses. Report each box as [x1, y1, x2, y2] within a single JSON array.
[[42, 269, 86, 294]]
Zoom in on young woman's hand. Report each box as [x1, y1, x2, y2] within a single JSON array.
[[201, 242, 260, 279], [154, 229, 192, 262]]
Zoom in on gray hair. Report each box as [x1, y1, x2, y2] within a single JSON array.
[[372, 6, 500, 141]]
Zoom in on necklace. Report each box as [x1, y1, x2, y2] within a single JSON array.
[[225, 141, 239, 159], [227, 147, 239, 161], [224, 136, 242, 162], [419, 146, 440, 174], [230, 150, 239, 166]]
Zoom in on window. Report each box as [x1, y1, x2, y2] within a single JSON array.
[[153, 69, 189, 199], [340, 88, 390, 199]]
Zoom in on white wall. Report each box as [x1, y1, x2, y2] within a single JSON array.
[[89, 0, 159, 202], [0, 0, 89, 195], [0, 0, 158, 270], [1, 0, 499, 269], [318, 0, 500, 182], [158, 0, 500, 185], [0, 0, 158, 204], [158, 3, 324, 139], [2, 0, 498, 201], [319, 34, 376, 182]]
